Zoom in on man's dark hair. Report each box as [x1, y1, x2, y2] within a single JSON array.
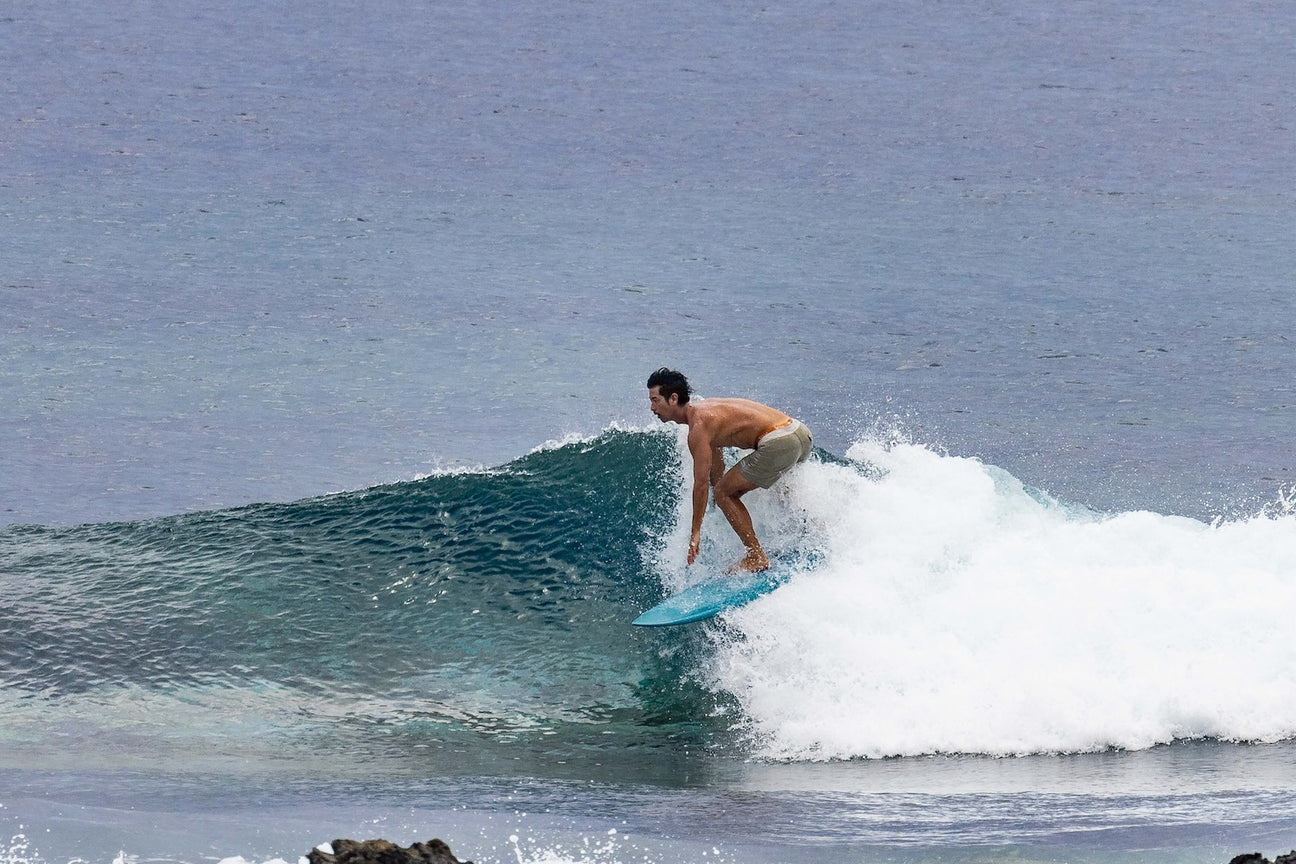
[[647, 367, 691, 404]]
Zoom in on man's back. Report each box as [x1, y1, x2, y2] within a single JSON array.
[[688, 397, 793, 451]]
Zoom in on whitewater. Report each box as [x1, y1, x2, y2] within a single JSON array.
[[698, 435, 1296, 760]]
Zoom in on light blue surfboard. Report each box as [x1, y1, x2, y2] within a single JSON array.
[[632, 568, 792, 626]]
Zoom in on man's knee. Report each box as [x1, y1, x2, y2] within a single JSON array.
[[715, 468, 757, 501]]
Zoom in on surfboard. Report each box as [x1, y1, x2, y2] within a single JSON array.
[[632, 568, 792, 626]]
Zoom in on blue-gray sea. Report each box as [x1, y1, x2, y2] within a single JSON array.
[[3, 1, 1295, 863]]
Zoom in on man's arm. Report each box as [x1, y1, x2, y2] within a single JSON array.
[[686, 427, 714, 565]]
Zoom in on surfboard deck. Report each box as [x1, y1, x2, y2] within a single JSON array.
[[632, 568, 792, 626]]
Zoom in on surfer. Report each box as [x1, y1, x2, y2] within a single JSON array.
[[647, 367, 813, 572]]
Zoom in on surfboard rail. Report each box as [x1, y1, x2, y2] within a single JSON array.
[[632, 569, 791, 626]]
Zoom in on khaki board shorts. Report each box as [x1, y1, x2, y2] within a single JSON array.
[[736, 420, 813, 488]]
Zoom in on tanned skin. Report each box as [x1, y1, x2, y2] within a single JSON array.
[[649, 387, 793, 572]]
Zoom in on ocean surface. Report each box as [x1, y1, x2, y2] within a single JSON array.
[[3, 1, 1295, 862]]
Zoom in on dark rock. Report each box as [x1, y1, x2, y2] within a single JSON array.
[[1228, 853, 1296, 864], [308, 838, 471, 864]]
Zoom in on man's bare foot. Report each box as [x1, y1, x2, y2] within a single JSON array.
[[726, 550, 770, 574]]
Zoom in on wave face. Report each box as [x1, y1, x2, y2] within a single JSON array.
[[2, 429, 1295, 770], [0, 430, 708, 775]]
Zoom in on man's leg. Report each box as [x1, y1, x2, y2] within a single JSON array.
[[713, 467, 769, 572]]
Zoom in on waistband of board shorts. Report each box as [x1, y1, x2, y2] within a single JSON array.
[[756, 418, 802, 444]]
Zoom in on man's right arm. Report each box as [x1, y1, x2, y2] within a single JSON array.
[[686, 428, 713, 564]]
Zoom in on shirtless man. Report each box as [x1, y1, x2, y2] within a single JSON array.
[[647, 368, 813, 572]]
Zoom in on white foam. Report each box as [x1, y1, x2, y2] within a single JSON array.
[[684, 438, 1296, 760], [507, 828, 738, 864]]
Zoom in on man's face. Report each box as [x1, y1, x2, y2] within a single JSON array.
[[648, 386, 677, 422]]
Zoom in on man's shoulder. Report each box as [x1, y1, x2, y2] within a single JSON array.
[[696, 396, 760, 410], [690, 398, 735, 425]]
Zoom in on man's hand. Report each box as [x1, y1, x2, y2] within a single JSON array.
[[687, 533, 701, 565]]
